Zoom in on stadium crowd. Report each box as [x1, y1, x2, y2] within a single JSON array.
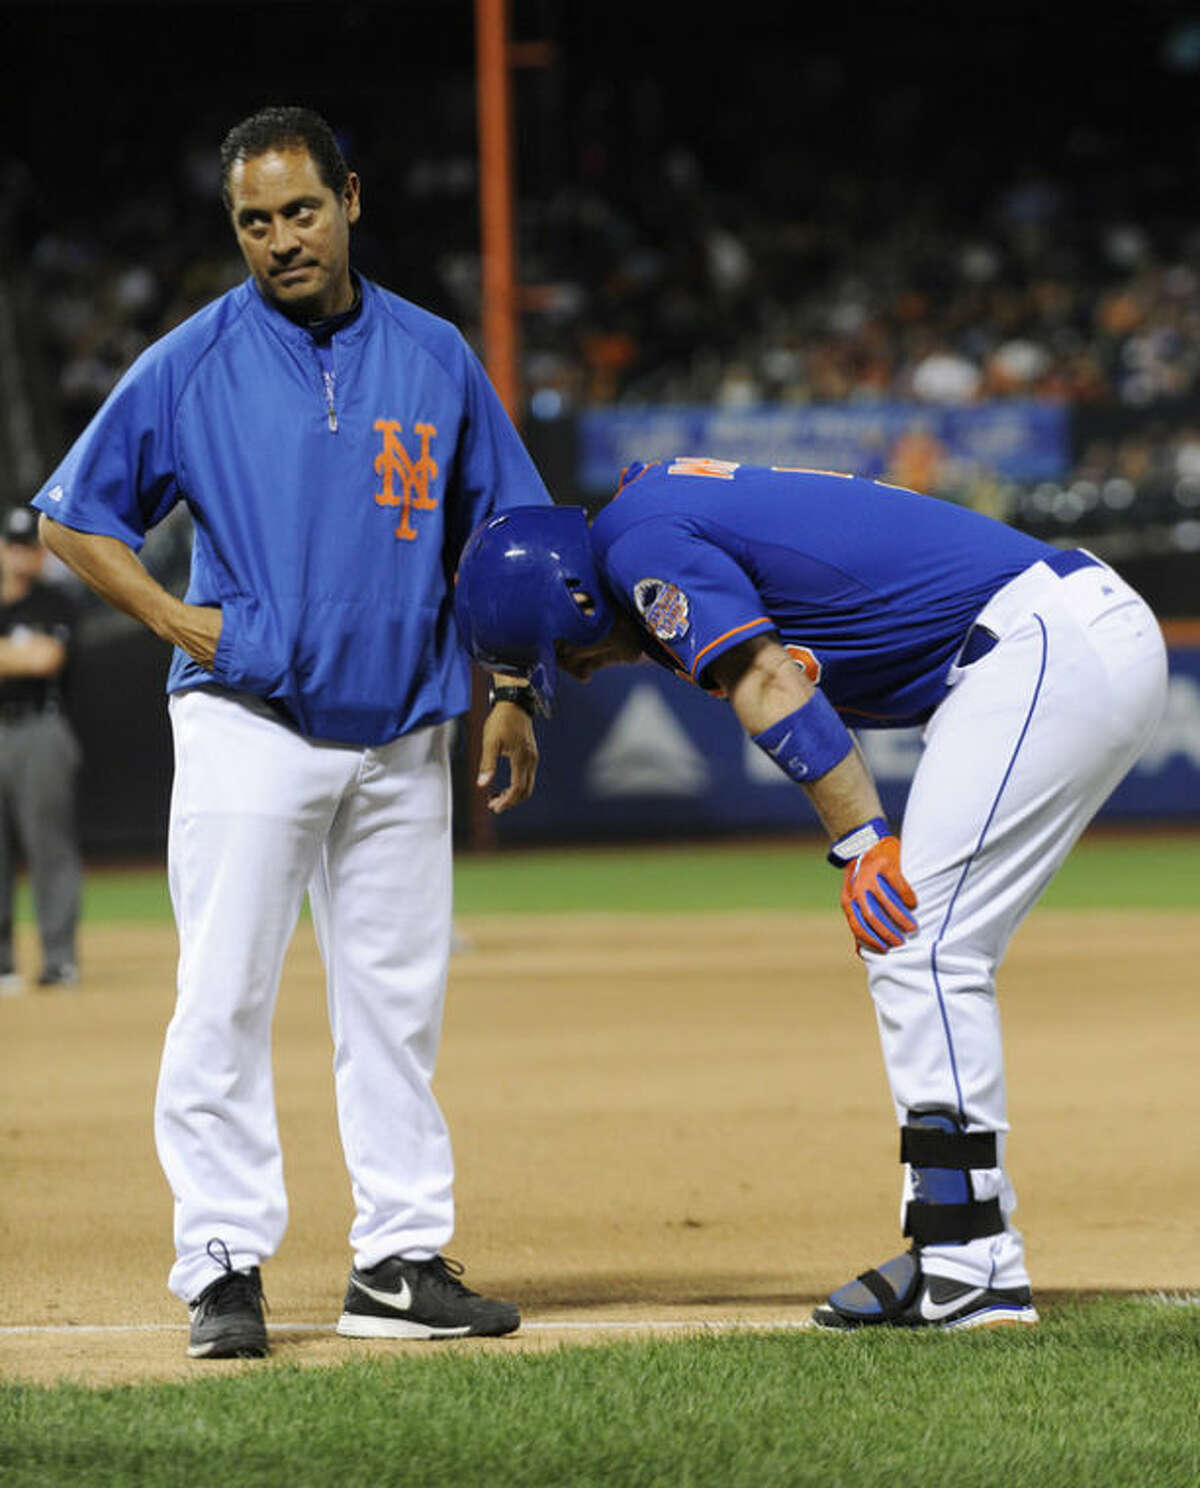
[[4, 72, 1200, 554], [14, 147, 1200, 428]]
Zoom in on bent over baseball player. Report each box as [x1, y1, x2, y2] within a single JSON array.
[[34, 107, 549, 1357], [454, 457, 1168, 1329]]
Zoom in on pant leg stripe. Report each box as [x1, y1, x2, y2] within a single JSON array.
[[928, 615, 1049, 1120]]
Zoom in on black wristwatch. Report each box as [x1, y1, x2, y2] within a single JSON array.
[[487, 680, 539, 718]]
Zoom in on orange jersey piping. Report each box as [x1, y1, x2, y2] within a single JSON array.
[[690, 618, 774, 681]]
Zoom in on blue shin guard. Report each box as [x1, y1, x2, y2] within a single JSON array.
[[901, 1109, 1003, 1246]]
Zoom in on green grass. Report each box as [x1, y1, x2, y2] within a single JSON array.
[[2, 1299, 1198, 1487], [6, 842, 1198, 1473], [21, 830, 1195, 924], [453, 832, 1200, 914]]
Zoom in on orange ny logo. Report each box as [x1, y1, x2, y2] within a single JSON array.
[[374, 420, 439, 541]]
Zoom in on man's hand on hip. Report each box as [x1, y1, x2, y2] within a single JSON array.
[[168, 601, 223, 671]]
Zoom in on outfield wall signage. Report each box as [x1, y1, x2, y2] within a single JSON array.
[[576, 402, 1071, 493], [496, 644, 1200, 844]]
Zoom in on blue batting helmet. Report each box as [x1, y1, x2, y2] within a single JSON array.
[[454, 505, 614, 713]]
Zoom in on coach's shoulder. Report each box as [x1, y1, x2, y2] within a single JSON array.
[[363, 278, 469, 359], [136, 281, 254, 376], [86, 283, 248, 421]]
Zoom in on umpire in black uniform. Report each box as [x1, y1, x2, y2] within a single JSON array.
[[0, 505, 81, 991]]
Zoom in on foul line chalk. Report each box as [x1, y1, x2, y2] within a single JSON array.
[[4, 1296, 1196, 1337], [0, 1319, 816, 1336]]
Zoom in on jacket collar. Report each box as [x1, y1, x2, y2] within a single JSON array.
[[243, 272, 373, 348]]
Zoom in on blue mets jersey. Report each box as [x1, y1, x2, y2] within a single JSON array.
[[33, 276, 550, 744], [589, 458, 1058, 725]]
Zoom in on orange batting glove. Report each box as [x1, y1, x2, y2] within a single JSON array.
[[829, 819, 918, 956]]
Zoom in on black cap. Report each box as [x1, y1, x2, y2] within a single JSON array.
[[2, 507, 40, 545]]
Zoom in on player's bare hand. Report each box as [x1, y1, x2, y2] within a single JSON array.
[[840, 835, 918, 955], [170, 602, 224, 671], [478, 703, 539, 813]]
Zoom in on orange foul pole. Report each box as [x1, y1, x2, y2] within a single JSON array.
[[470, 0, 521, 849], [475, 0, 521, 420]]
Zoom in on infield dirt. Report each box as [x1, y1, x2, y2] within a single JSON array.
[[2, 908, 1197, 1385]]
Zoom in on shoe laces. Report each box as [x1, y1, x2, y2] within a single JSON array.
[[201, 1237, 268, 1314], [425, 1254, 477, 1298]]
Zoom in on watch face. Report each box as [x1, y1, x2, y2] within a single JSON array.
[[489, 683, 537, 716]]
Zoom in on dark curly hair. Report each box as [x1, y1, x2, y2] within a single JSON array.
[[219, 106, 350, 208]]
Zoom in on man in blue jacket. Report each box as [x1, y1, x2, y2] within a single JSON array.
[[454, 459, 1168, 1330], [36, 106, 547, 1357]]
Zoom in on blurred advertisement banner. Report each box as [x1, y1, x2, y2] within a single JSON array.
[[496, 645, 1200, 844], [577, 402, 1070, 496]]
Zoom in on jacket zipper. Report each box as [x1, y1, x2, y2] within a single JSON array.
[[322, 369, 338, 433]]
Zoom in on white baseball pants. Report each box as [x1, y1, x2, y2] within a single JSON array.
[[864, 556, 1168, 1290], [157, 689, 455, 1302]]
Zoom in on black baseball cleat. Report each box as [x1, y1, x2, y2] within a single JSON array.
[[337, 1254, 521, 1340], [187, 1243, 269, 1358], [811, 1249, 1039, 1331]]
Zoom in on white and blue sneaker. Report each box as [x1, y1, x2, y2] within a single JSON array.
[[812, 1249, 1039, 1331]]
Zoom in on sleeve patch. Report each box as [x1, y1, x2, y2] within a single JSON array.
[[633, 577, 691, 641]]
